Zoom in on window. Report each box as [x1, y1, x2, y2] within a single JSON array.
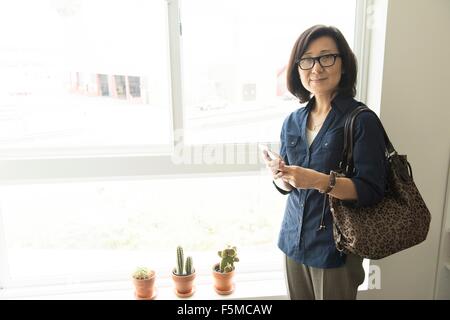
[[0, 174, 285, 286], [114, 75, 127, 99], [0, 0, 362, 290], [0, 0, 172, 151], [98, 74, 110, 97], [128, 76, 141, 98], [181, 0, 357, 144]]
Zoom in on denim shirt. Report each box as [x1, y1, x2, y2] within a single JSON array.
[[275, 95, 387, 268]]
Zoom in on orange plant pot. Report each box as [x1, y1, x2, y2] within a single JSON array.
[[172, 271, 196, 298], [133, 271, 156, 299], [212, 263, 235, 295]]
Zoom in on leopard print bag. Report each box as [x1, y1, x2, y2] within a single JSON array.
[[328, 105, 431, 259]]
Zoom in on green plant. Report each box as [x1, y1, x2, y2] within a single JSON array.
[[176, 246, 184, 275], [174, 246, 194, 276], [217, 245, 239, 273], [132, 266, 152, 280], [185, 256, 193, 275]]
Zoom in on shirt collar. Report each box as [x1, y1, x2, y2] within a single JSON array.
[[331, 94, 355, 114], [305, 93, 355, 114]]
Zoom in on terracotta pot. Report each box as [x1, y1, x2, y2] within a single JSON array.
[[212, 263, 235, 295], [172, 271, 196, 298], [133, 270, 156, 299]]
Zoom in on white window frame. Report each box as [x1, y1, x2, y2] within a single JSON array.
[[0, 0, 371, 291]]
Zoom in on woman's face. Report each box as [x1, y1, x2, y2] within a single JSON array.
[[298, 36, 342, 98]]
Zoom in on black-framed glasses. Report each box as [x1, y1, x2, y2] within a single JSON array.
[[297, 53, 341, 70]]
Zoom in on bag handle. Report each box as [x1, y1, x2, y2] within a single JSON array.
[[319, 103, 396, 232], [339, 104, 396, 176]]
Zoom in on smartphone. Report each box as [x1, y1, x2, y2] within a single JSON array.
[[258, 144, 278, 160]]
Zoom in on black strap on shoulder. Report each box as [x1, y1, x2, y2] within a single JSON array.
[[339, 103, 396, 176]]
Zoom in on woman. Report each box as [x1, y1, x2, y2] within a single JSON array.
[[263, 25, 387, 300]]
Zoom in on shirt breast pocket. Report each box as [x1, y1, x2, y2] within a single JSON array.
[[323, 127, 344, 168], [285, 134, 306, 165]]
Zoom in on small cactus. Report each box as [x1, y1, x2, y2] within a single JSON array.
[[132, 266, 152, 280], [176, 246, 184, 275], [223, 263, 233, 273], [185, 256, 193, 275], [174, 246, 195, 276], [218, 245, 239, 273]]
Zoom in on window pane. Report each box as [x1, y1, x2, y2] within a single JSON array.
[[0, 174, 284, 283], [181, 0, 357, 144], [0, 0, 171, 151]]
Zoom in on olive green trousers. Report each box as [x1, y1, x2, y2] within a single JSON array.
[[284, 254, 365, 300]]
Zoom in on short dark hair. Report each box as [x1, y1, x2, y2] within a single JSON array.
[[286, 25, 357, 103]]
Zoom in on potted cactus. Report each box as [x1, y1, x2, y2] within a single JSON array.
[[172, 246, 196, 298], [212, 245, 239, 295], [132, 266, 156, 300]]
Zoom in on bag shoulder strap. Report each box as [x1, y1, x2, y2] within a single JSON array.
[[340, 103, 396, 176]]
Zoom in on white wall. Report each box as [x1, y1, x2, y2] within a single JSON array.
[[435, 159, 450, 299], [358, 0, 450, 299]]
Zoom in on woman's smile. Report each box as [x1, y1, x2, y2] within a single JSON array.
[[310, 77, 328, 82]]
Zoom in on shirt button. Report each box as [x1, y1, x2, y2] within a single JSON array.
[[324, 142, 328, 146], [300, 203, 304, 207], [291, 141, 295, 145]]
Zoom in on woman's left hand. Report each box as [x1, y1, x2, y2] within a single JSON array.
[[275, 163, 321, 189]]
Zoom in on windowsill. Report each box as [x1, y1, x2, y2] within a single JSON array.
[[0, 271, 288, 300], [0, 259, 371, 300]]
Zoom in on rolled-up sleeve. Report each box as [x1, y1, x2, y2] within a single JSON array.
[[350, 111, 387, 207], [273, 118, 292, 195]]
